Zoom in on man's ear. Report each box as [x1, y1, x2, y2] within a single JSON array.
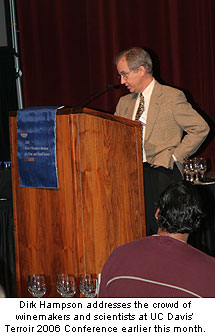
[[139, 65, 146, 76], [155, 208, 160, 220]]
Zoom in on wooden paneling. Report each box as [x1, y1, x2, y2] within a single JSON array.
[[9, 108, 145, 297]]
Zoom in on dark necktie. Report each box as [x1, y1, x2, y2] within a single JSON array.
[[135, 93, 144, 120]]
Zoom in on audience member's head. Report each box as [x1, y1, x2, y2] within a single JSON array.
[[156, 181, 204, 234]]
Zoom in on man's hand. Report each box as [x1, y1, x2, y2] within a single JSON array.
[[150, 164, 160, 168]]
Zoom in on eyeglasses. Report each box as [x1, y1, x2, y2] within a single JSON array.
[[118, 71, 133, 80], [118, 68, 139, 80]]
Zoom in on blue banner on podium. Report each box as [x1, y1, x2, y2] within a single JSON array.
[[17, 106, 60, 189]]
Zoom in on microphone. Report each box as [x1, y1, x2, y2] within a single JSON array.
[[73, 84, 120, 108]]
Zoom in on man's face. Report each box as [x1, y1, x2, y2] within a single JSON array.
[[117, 56, 144, 93]]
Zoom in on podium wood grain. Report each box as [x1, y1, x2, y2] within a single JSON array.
[[9, 108, 145, 297]]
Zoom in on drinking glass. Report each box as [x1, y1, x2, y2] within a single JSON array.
[[198, 158, 207, 180], [188, 159, 195, 182], [79, 273, 98, 298], [28, 274, 46, 298], [183, 160, 190, 181], [56, 274, 76, 298], [193, 157, 200, 183]]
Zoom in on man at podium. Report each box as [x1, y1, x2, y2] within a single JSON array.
[[114, 46, 209, 235]]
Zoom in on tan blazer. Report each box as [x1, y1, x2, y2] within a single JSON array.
[[115, 81, 210, 173]]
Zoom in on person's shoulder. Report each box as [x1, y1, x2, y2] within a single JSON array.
[[111, 236, 156, 256], [181, 243, 215, 276], [154, 81, 182, 95], [187, 243, 215, 263], [153, 81, 189, 105]]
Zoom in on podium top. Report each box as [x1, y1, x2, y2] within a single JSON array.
[[60, 107, 141, 127], [9, 107, 141, 128]]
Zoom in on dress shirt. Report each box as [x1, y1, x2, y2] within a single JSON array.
[[132, 79, 155, 162]]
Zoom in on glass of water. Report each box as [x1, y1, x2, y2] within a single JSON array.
[[56, 274, 76, 298], [79, 273, 98, 298], [28, 274, 46, 298]]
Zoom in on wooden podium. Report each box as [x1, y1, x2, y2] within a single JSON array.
[[9, 107, 146, 297]]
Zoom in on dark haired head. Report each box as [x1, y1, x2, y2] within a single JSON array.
[[157, 181, 204, 234]]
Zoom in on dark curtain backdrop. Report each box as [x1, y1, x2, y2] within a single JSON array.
[[0, 48, 17, 160], [15, 0, 215, 168]]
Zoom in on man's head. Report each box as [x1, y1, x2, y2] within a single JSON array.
[[115, 47, 153, 93], [156, 181, 204, 234]]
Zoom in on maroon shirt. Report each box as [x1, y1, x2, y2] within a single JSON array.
[[99, 236, 215, 298]]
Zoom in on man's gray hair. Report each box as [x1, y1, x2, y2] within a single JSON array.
[[114, 47, 153, 74]]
